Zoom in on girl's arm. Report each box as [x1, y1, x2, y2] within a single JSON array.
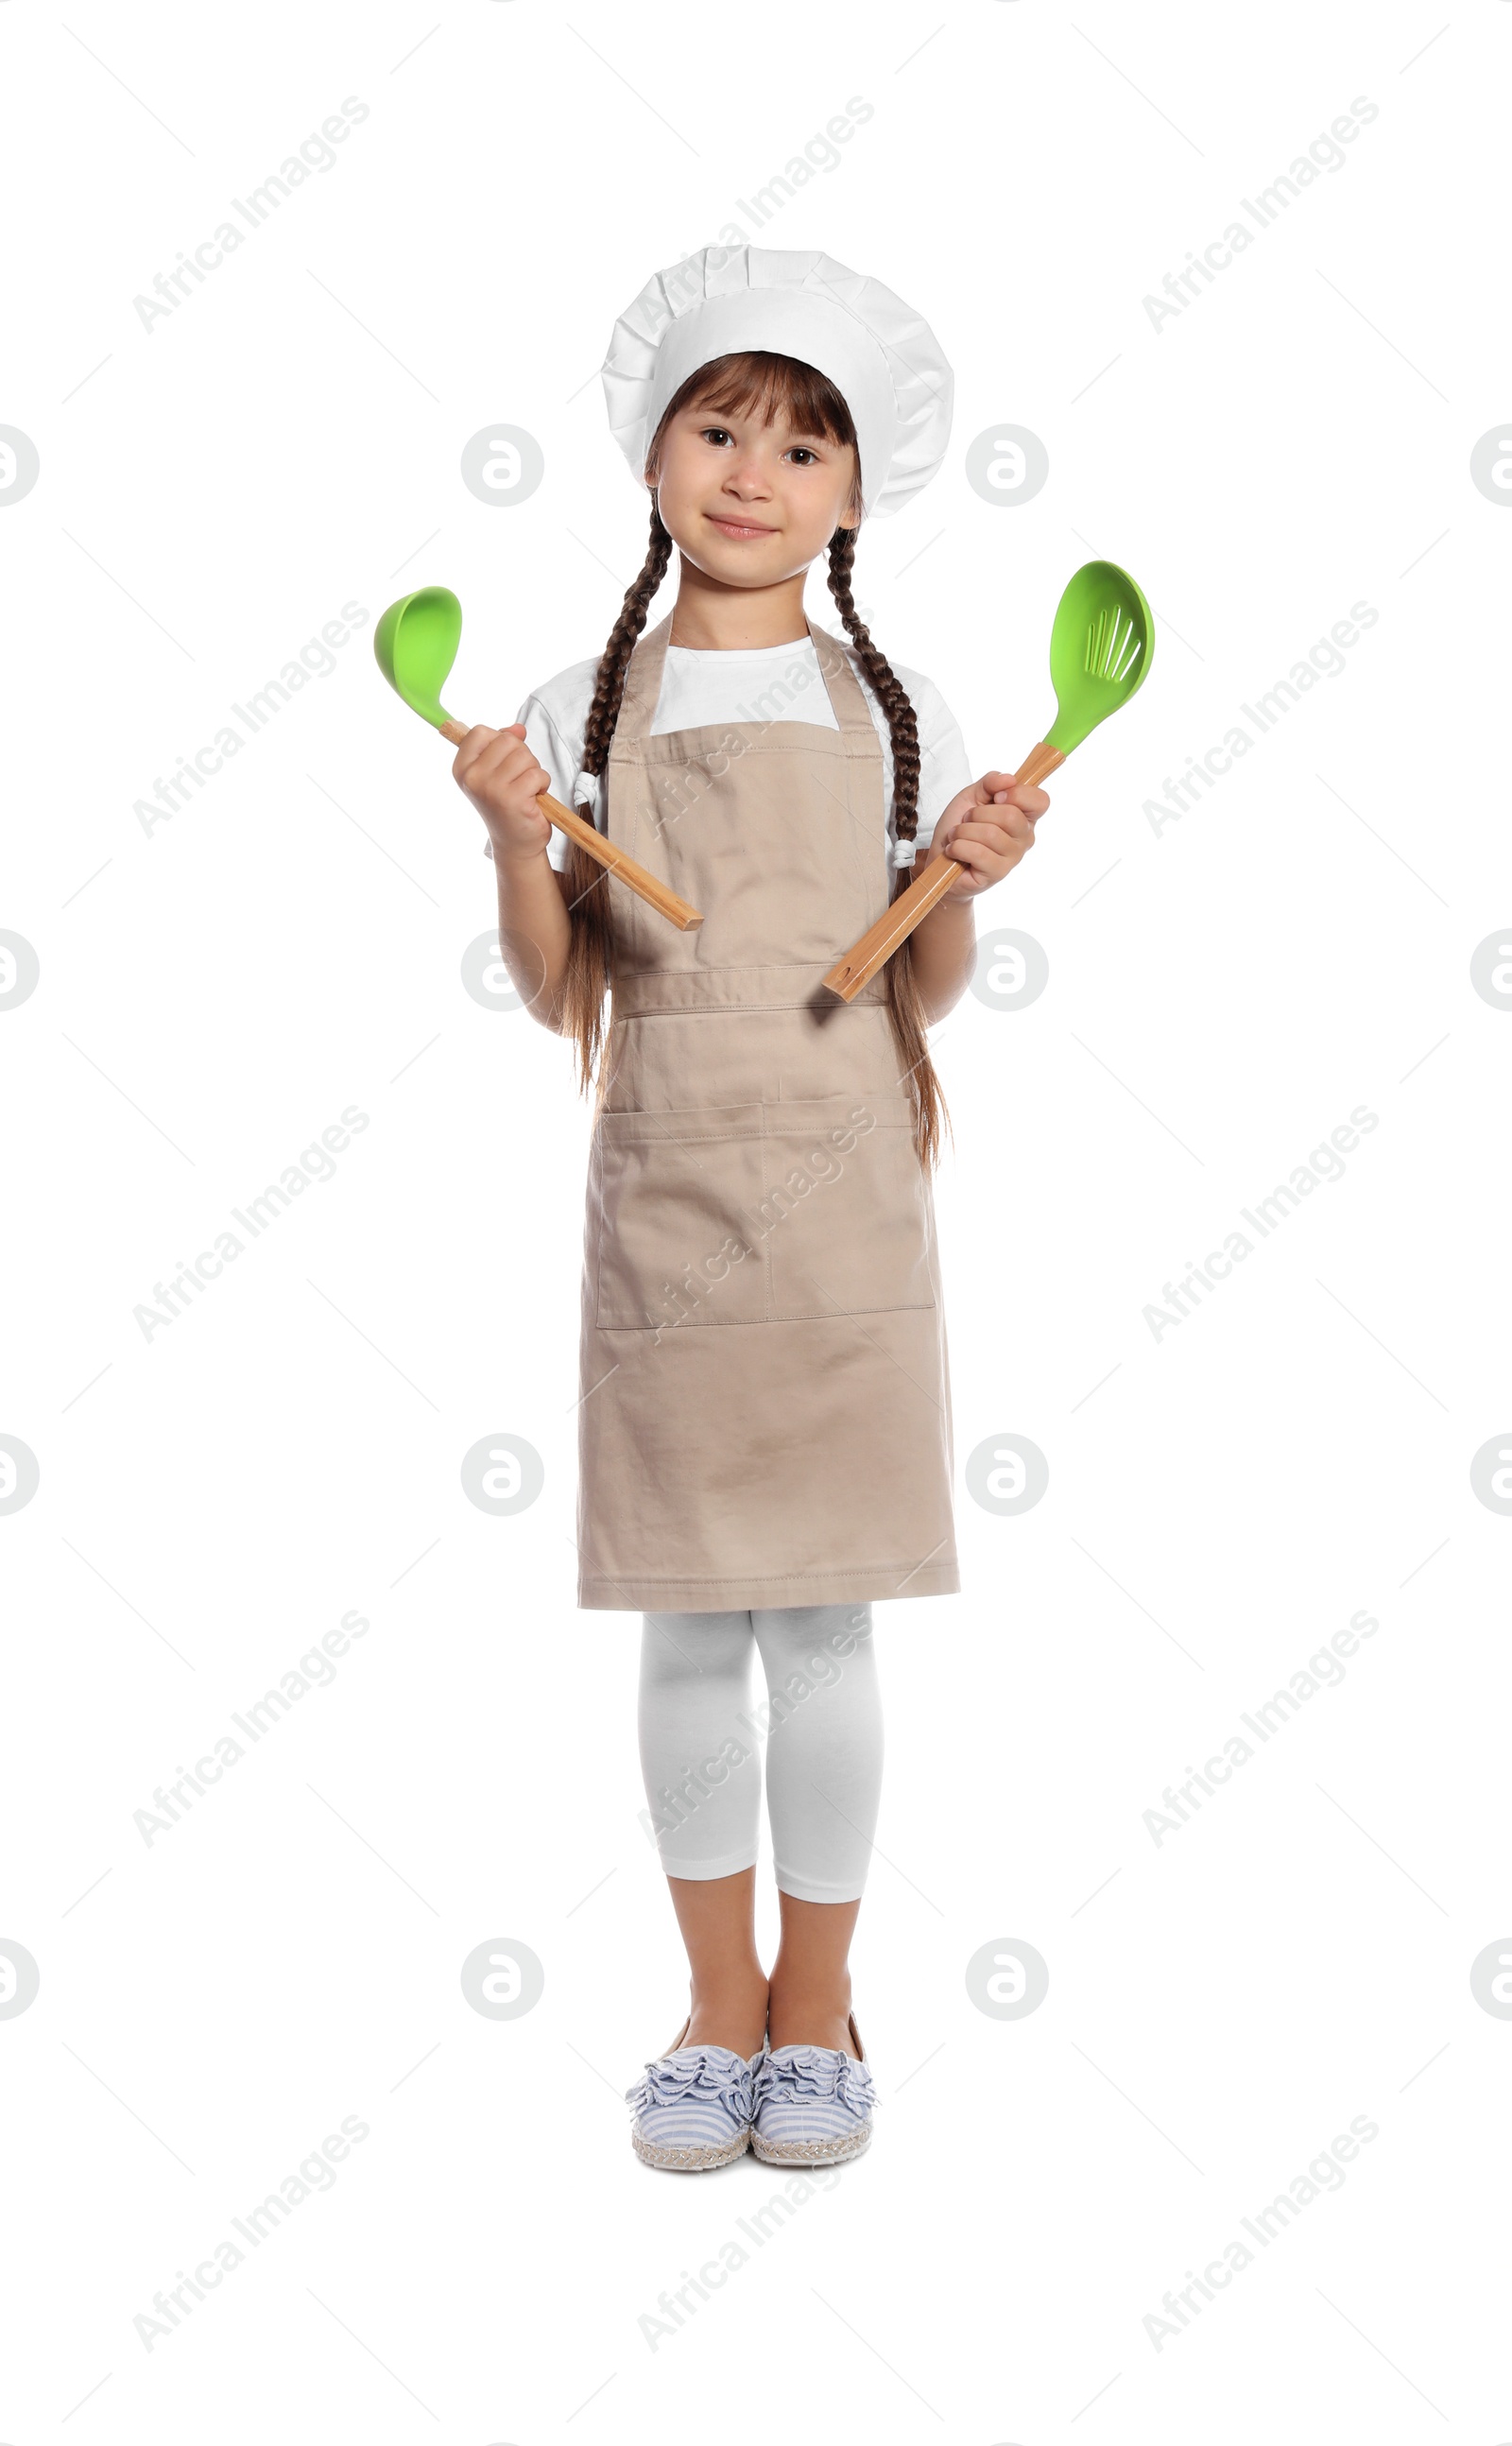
[[907, 770, 1050, 1024], [453, 722, 575, 1028]]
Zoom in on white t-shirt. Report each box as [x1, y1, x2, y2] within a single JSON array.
[[488, 634, 971, 875]]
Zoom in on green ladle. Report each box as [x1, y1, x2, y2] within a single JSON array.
[[373, 585, 465, 732], [373, 584, 702, 930], [823, 558, 1156, 1000]]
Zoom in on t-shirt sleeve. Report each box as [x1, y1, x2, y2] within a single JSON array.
[[525, 692, 582, 873], [480, 680, 588, 869], [911, 672, 973, 853]]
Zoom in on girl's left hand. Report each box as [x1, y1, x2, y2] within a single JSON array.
[[923, 769, 1051, 896]]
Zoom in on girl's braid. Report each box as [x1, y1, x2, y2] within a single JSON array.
[[825, 520, 920, 897], [824, 517, 949, 1170], [577, 495, 675, 804], [554, 494, 672, 1105]]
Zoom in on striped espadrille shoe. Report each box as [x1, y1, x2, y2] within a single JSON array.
[[750, 2014, 875, 2165], [626, 2021, 763, 2171]]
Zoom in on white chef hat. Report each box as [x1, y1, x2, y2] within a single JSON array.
[[601, 246, 953, 522]]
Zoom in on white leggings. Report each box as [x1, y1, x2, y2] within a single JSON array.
[[637, 1605, 883, 1905]]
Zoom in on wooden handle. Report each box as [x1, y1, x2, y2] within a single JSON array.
[[821, 858, 958, 1002], [821, 743, 1067, 1003], [535, 792, 704, 931], [1010, 741, 1068, 790], [440, 719, 702, 932]]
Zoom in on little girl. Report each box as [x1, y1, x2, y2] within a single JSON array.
[[452, 249, 1049, 2170]]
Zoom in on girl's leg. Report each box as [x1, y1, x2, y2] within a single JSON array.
[[638, 1611, 768, 2057], [749, 1603, 883, 2056]]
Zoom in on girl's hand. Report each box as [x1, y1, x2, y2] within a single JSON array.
[[450, 722, 555, 864], [923, 768, 1050, 897]]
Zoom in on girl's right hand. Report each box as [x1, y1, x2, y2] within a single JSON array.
[[450, 723, 554, 863]]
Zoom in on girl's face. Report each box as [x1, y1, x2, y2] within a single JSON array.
[[645, 401, 859, 589]]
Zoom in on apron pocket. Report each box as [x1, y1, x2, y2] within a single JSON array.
[[759, 1091, 937, 1321], [593, 1104, 771, 1331]]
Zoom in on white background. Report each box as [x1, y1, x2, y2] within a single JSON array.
[[3, 0, 1508, 2436]]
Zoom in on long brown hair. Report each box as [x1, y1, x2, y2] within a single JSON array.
[[556, 348, 949, 1170]]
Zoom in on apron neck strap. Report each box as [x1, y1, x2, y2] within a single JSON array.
[[805, 615, 876, 735], [614, 609, 676, 746]]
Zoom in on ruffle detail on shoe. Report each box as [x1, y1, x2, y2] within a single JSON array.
[[625, 2044, 757, 2122], [755, 2043, 876, 2122]]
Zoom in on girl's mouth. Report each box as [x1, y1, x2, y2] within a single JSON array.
[[705, 513, 777, 540]]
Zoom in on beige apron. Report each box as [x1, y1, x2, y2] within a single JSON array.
[[576, 609, 959, 1614]]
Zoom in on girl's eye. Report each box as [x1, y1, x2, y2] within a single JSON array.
[[696, 427, 821, 465]]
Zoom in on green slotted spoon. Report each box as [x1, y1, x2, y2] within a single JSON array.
[[823, 559, 1155, 1000], [373, 584, 701, 929]]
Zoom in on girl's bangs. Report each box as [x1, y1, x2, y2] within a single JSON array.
[[676, 351, 855, 446]]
